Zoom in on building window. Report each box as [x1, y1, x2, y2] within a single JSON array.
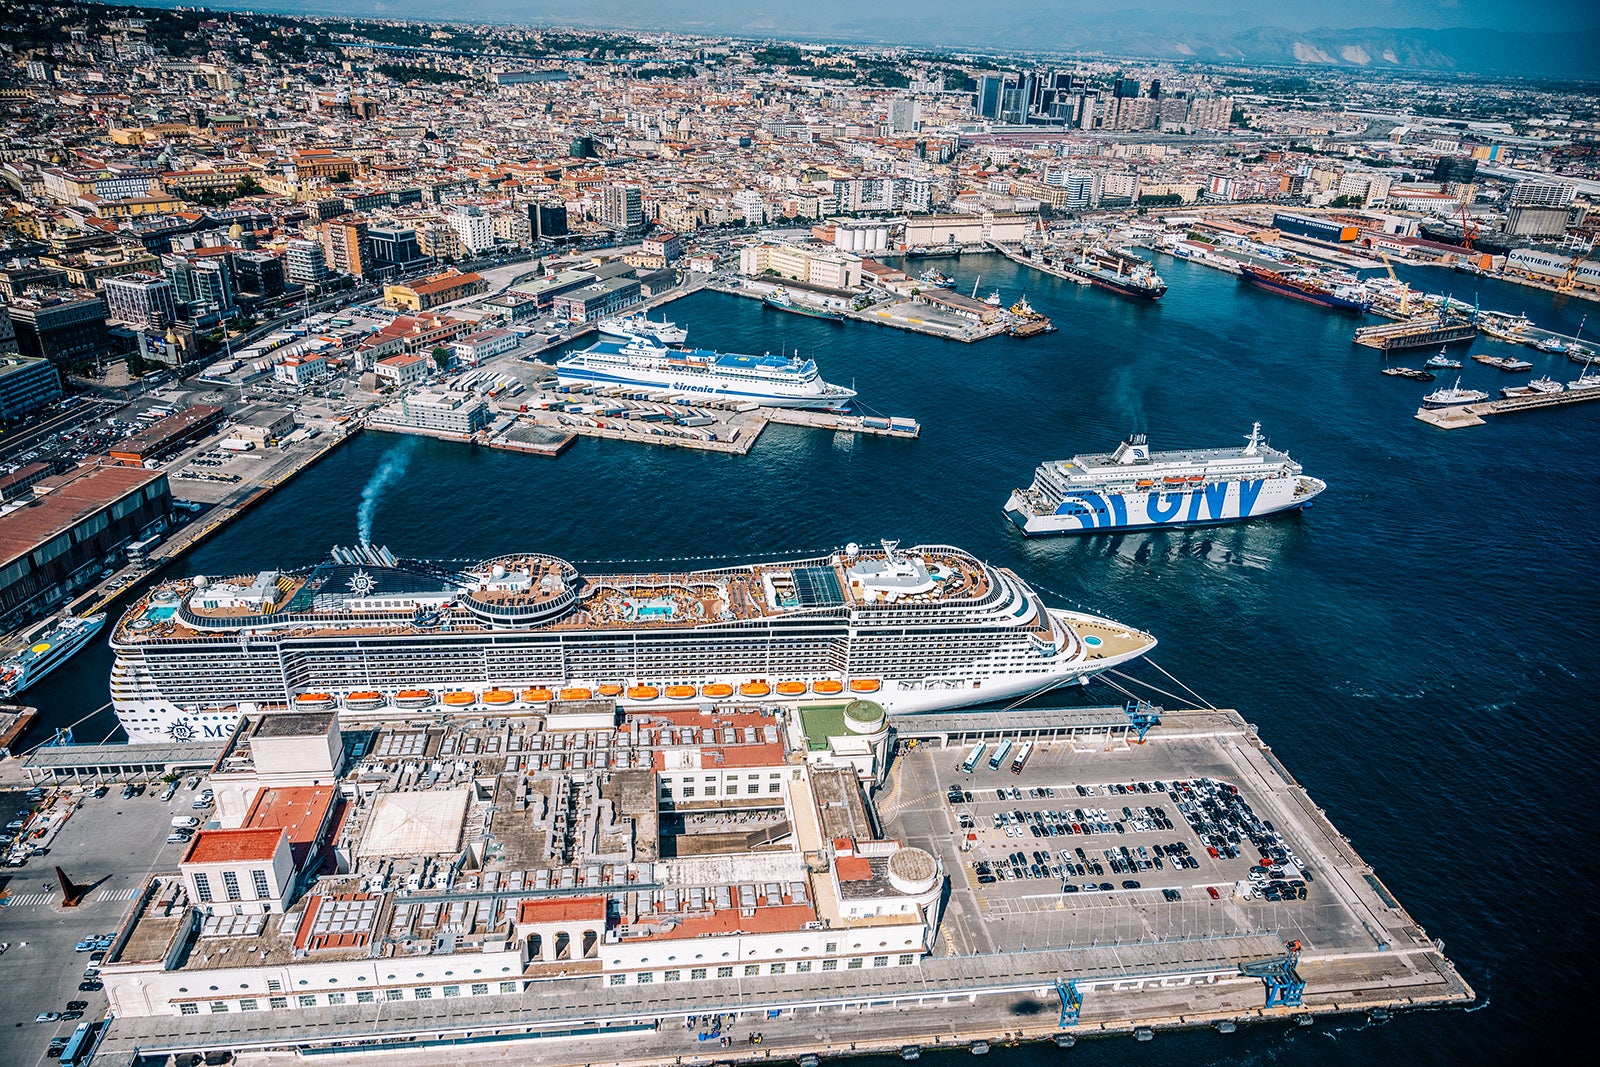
[[180, 1003, 199, 1015], [356, 991, 375, 1004], [682, 786, 695, 797], [298, 995, 317, 1007], [726, 784, 738, 795], [899, 954, 916, 966], [209, 1002, 228, 1013], [795, 960, 812, 973], [744, 964, 760, 976], [193, 872, 212, 903], [252, 869, 271, 899], [636, 972, 653, 984], [239, 999, 258, 1012], [691, 968, 707, 980], [821, 960, 838, 972], [769, 782, 782, 792], [848, 958, 864, 969], [471, 983, 489, 996], [500, 982, 519, 994], [770, 963, 786, 975], [609, 974, 626, 986], [222, 871, 242, 901], [825, 941, 837, 954], [664, 970, 681, 982], [717, 966, 734, 978], [326, 993, 345, 1005], [384, 990, 404, 1002], [414, 988, 433, 999], [267, 979, 283, 992], [443, 985, 460, 998], [873, 956, 889, 967], [269, 997, 288, 1010]]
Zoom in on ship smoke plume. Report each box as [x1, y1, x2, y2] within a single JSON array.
[[357, 438, 417, 546]]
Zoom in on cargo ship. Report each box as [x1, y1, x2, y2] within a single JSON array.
[[107, 541, 1157, 743], [0, 614, 106, 699], [762, 286, 845, 323], [1005, 424, 1326, 536], [1062, 248, 1167, 300], [557, 337, 855, 410], [1239, 266, 1371, 313]]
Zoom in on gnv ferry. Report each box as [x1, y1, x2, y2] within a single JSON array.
[[556, 337, 855, 410], [1005, 424, 1326, 536]]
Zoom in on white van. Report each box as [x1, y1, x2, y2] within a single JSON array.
[[170, 816, 200, 829]]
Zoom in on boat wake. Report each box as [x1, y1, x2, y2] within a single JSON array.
[[357, 437, 418, 546]]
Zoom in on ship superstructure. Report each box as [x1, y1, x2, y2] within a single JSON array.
[[109, 542, 1155, 743], [556, 338, 855, 409], [1005, 424, 1326, 536], [596, 313, 688, 345], [0, 613, 106, 699]]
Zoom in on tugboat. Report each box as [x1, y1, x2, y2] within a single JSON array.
[[1421, 377, 1489, 409]]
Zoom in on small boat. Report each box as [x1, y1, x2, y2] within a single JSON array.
[[969, 1039, 990, 1054], [1135, 478, 1154, 487], [811, 679, 844, 695], [394, 688, 435, 708], [559, 687, 594, 701], [343, 691, 387, 711], [1569, 345, 1598, 364], [776, 681, 807, 696], [1501, 376, 1564, 398], [521, 687, 554, 702], [984, 290, 1002, 306], [1422, 377, 1489, 409], [1567, 368, 1600, 391], [701, 683, 734, 699], [626, 684, 660, 700], [1535, 336, 1566, 353], [1425, 347, 1462, 370], [665, 684, 698, 700], [481, 688, 515, 705], [800, 1057, 821, 1067], [1382, 367, 1434, 381], [849, 679, 882, 693], [900, 1046, 923, 1062], [1134, 1027, 1155, 1042], [597, 683, 624, 697], [293, 693, 337, 710], [739, 681, 772, 697], [441, 691, 476, 706]]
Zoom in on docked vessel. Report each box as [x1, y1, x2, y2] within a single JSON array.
[[596, 313, 688, 346], [1425, 348, 1462, 370], [1004, 424, 1326, 537], [107, 541, 1157, 743], [1381, 367, 1435, 381], [0, 614, 107, 699], [1421, 378, 1490, 409], [1501, 377, 1564, 398], [762, 286, 845, 323], [1240, 266, 1371, 313], [1062, 248, 1167, 300], [556, 337, 855, 410], [918, 269, 955, 289]]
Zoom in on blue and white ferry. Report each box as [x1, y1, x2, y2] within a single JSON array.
[[1005, 424, 1326, 536], [556, 338, 856, 410]]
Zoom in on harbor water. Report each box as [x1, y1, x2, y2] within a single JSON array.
[[21, 252, 1595, 1063]]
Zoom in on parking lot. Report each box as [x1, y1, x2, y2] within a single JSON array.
[[880, 719, 1358, 963], [0, 777, 210, 1066]]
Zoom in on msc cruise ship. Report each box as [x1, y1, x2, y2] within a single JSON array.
[[109, 541, 1155, 743]]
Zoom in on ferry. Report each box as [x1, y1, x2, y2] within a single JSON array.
[[556, 337, 855, 410], [762, 287, 845, 323], [1062, 248, 1167, 300], [1005, 424, 1326, 536], [107, 542, 1156, 743], [596, 313, 688, 346], [1240, 265, 1371, 313], [0, 614, 107, 699], [1500, 377, 1564, 398], [1421, 378, 1490, 409]]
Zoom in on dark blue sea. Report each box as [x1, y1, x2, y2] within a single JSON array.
[[23, 252, 1597, 1063]]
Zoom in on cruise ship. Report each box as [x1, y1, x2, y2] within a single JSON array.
[[108, 542, 1156, 743], [0, 613, 106, 699], [556, 338, 856, 410], [1005, 425, 1327, 536], [596, 312, 688, 345]]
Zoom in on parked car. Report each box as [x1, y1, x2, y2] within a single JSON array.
[[35, 1011, 61, 1023]]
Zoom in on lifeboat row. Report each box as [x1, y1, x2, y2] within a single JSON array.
[[294, 678, 883, 710]]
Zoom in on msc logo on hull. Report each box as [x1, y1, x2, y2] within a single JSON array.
[[1053, 481, 1266, 529], [166, 720, 235, 743]]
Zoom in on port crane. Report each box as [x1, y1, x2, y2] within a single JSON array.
[[1377, 251, 1411, 315], [1557, 237, 1595, 294], [1457, 202, 1479, 251]]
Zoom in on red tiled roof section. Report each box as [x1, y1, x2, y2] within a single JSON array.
[[182, 827, 285, 865], [619, 902, 817, 940], [835, 856, 873, 882], [244, 785, 337, 868], [517, 896, 607, 925]]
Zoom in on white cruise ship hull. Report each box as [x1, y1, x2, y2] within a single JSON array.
[[1006, 476, 1326, 536], [556, 363, 852, 410]]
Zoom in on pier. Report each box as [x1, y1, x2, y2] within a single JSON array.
[[1414, 385, 1600, 428], [1354, 315, 1478, 351]]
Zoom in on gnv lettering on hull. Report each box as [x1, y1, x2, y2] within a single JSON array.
[[1146, 479, 1265, 524], [1054, 491, 1127, 529]]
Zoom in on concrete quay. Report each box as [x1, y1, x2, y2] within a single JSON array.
[[1414, 384, 1600, 428], [89, 707, 1469, 1066]]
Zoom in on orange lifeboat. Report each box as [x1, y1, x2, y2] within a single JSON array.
[[521, 687, 554, 702], [811, 680, 844, 696], [1163, 476, 1185, 485], [740, 681, 772, 698], [442, 691, 476, 707], [665, 684, 698, 700], [776, 681, 807, 696], [598, 683, 624, 697], [627, 685, 660, 701], [1135, 479, 1155, 488], [702, 683, 734, 699], [294, 693, 336, 709], [344, 691, 387, 711], [559, 687, 594, 701], [482, 688, 515, 705], [849, 679, 882, 694], [395, 689, 435, 708]]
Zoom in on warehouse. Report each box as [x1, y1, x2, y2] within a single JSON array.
[[108, 404, 224, 467]]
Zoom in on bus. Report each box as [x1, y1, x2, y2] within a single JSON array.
[[959, 742, 987, 774], [1010, 741, 1034, 774], [987, 739, 1014, 772], [59, 1021, 92, 1066]]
